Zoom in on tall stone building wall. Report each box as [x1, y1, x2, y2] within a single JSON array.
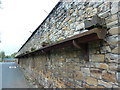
[[17, 0, 120, 88]]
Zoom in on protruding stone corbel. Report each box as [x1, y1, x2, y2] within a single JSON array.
[[72, 40, 89, 61]]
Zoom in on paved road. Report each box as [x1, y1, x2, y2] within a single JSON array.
[[1, 62, 29, 88]]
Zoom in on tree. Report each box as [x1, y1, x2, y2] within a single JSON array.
[[0, 0, 2, 9], [11, 52, 17, 58], [0, 51, 5, 61], [5, 55, 11, 58], [0, 0, 1, 8]]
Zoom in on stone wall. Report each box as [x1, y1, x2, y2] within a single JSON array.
[[17, 0, 120, 88], [16, 0, 119, 56]]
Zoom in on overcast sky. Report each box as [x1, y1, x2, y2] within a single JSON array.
[[0, 0, 59, 55]]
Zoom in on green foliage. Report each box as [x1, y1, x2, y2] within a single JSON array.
[[11, 52, 17, 58], [5, 55, 11, 58], [31, 48, 36, 51], [25, 51, 29, 54], [0, 51, 5, 60]]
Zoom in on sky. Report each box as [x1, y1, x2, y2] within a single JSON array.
[[0, 0, 59, 55]]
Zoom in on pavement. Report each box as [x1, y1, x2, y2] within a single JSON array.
[[1, 62, 29, 88]]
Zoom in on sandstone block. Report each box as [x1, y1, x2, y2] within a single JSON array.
[[108, 26, 120, 35], [90, 54, 105, 63], [74, 71, 84, 81], [98, 80, 112, 88], [97, 63, 108, 70], [90, 69, 102, 79], [107, 20, 118, 28], [75, 9, 79, 15], [57, 58, 65, 62], [112, 46, 120, 54], [109, 65, 118, 71], [81, 68, 90, 76], [84, 84, 97, 88], [85, 77, 98, 86], [64, 17, 70, 22], [102, 70, 116, 82], [106, 14, 118, 24], [68, 17, 75, 24]]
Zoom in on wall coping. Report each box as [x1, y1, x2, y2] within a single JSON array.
[[16, 28, 107, 58]]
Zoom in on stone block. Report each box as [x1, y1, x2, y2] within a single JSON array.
[[98, 80, 112, 88], [74, 71, 84, 81], [101, 46, 111, 53], [90, 54, 105, 62], [97, 86, 105, 88], [85, 77, 98, 86], [107, 20, 118, 28], [64, 17, 70, 22], [108, 26, 120, 35], [109, 65, 118, 71], [81, 68, 90, 76], [97, 2, 110, 13], [111, 2, 119, 15], [112, 46, 120, 54], [102, 70, 116, 82], [97, 63, 108, 70], [105, 35, 119, 45], [116, 72, 120, 83], [74, 66, 80, 71], [105, 53, 119, 63], [84, 15, 105, 29], [106, 14, 118, 24], [74, 58, 80, 63], [57, 58, 66, 62], [84, 84, 97, 88], [98, 10, 110, 18], [76, 23, 85, 30], [90, 69, 102, 79]]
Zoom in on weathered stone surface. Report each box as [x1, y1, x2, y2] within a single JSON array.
[[90, 69, 102, 79], [76, 23, 85, 30], [84, 15, 105, 28], [106, 14, 118, 24], [101, 46, 111, 53], [108, 26, 120, 35], [57, 58, 65, 62], [112, 46, 120, 54], [105, 35, 119, 45], [116, 72, 120, 83], [105, 53, 119, 63], [90, 54, 105, 62], [97, 63, 108, 70], [97, 86, 105, 88], [81, 68, 90, 76], [98, 80, 112, 88], [109, 65, 118, 71], [85, 77, 98, 86], [102, 70, 116, 82], [98, 10, 110, 18], [107, 20, 118, 28], [74, 71, 84, 81], [111, 2, 119, 14], [84, 84, 98, 88], [17, 1, 119, 88]]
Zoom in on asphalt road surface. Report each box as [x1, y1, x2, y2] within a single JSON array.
[[1, 62, 29, 88]]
